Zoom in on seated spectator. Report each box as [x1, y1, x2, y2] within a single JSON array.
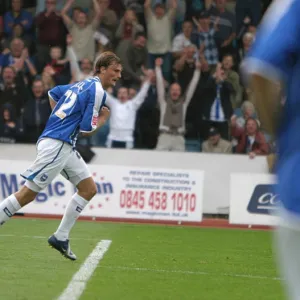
[[66, 35, 93, 82], [0, 103, 22, 143], [237, 32, 254, 65], [231, 116, 269, 158], [155, 57, 201, 152], [145, 0, 177, 82], [116, 32, 148, 88], [61, 0, 102, 61], [172, 21, 193, 59], [4, 0, 33, 38], [202, 127, 232, 153], [22, 79, 51, 143], [194, 11, 219, 71], [222, 54, 241, 109], [0, 66, 28, 117], [236, 100, 259, 129], [105, 70, 153, 149]]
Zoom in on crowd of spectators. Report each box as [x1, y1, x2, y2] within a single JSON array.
[[0, 0, 275, 159]]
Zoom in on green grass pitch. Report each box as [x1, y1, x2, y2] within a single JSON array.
[[0, 219, 284, 300]]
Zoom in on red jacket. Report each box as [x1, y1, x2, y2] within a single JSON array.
[[231, 125, 269, 155]]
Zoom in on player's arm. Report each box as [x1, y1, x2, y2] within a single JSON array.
[[80, 83, 108, 136], [242, 0, 300, 138], [48, 86, 63, 111]]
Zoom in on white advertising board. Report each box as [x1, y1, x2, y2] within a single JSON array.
[[229, 173, 278, 226], [0, 160, 204, 222]]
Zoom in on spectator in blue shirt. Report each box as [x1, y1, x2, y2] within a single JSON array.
[[4, 0, 33, 38]]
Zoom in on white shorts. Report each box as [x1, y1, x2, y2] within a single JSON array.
[[21, 138, 91, 192]]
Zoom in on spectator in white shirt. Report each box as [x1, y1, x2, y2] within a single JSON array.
[[172, 20, 193, 59], [105, 70, 154, 149]]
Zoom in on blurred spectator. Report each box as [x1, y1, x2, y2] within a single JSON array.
[[237, 32, 254, 65], [40, 40, 71, 85], [154, 0, 186, 35], [1, 39, 37, 83], [35, 0, 68, 70], [61, 0, 101, 61], [200, 63, 233, 140], [134, 72, 160, 149], [0, 66, 28, 117], [128, 87, 137, 99], [35, 0, 64, 14], [41, 67, 56, 90], [0, 103, 22, 143], [172, 20, 193, 59], [116, 32, 148, 88], [202, 127, 232, 153], [207, 0, 236, 59], [222, 54, 241, 109], [22, 79, 51, 142], [145, 0, 177, 83], [155, 57, 201, 151], [4, 0, 33, 39], [236, 100, 259, 129], [106, 71, 153, 149], [115, 9, 144, 53], [2, 23, 34, 54], [194, 11, 219, 71], [235, 0, 261, 34], [35, 0, 67, 47], [174, 44, 197, 93], [231, 116, 269, 158], [66, 35, 93, 82], [0, 16, 3, 40], [97, 0, 118, 41]]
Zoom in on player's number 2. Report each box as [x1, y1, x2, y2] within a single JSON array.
[[55, 90, 77, 119]]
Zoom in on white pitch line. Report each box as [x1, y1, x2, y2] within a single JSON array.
[[100, 265, 282, 281], [57, 239, 112, 300]]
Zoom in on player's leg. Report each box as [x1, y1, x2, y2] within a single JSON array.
[[48, 149, 96, 260], [53, 177, 96, 242], [0, 139, 71, 226], [273, 225, 300, 300], [0, 184, 38, 225]]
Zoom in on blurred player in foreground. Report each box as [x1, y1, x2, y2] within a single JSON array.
[[0, 51, 122, 260], [243, 0, 300, 298]]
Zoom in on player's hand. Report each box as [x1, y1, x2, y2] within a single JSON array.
[[99, 106, 110, 120]]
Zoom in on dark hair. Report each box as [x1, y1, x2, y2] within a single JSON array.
[[94, 51, 121, 75], [134, 32, 146, 40]]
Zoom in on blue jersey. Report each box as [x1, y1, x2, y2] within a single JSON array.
[[244, 0, 300, 214], [40, 77, 106, 146]]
